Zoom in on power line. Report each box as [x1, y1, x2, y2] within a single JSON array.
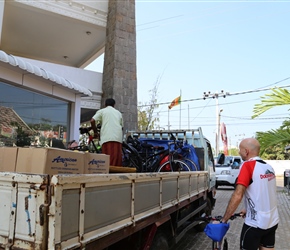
[[137, 15, 183, 27], [222, 115, 289, 120], [165, 119, 285, 128], [150, 98, 259, 114], [138, 81, 290, 108], [253, 76, 290, 90]]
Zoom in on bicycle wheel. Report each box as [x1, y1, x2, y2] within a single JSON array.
[[222, 238, 228, 250], [157, 159, 191, 172], [212, 240, 218, 250], [212, 240, 221, 250], [122, 144, 142, 172], [183, 158, 198, 171], [211, 237, 227, 250]]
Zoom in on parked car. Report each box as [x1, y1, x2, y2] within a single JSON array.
[[215, 155, 243, 189]]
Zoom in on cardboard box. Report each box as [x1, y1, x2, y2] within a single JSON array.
[[84, 153, 109, 174], [0, 147, 18, 172], [16, 147, 84, 175]]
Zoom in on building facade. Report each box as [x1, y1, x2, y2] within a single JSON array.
[[0, 0, 137, 147]]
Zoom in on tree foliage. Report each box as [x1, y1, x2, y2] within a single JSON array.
[[260, 144, 289, 160], [228, 147, 239, 156], [252, 87, 290, 159], [256, 127, 290, 159], [138, 76, 161, 131], [252, 87, 290, 119]]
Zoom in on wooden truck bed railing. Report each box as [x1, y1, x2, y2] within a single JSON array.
[[0, 171, 208, 250]]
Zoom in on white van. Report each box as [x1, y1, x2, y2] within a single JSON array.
[[215, 155, 243, 189]]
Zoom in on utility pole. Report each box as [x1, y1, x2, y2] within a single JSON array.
[[217, 109, 223, 155], [203, 90, 229, 156]]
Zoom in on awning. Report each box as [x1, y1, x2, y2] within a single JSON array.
[[0, 50, 92, 97]]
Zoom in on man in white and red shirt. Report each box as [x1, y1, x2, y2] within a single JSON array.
[[221, 138, 279, 250]]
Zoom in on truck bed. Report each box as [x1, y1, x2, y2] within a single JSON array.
[[0, 171, 208, 250]]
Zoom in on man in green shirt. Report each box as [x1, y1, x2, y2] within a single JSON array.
[[90, 98, 123, 166]]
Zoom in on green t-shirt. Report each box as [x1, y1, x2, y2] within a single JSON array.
[[92, 106, 123, 144]]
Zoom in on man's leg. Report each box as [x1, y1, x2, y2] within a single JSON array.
[[259, 224, 278, 250], [240, 224, 261, 250]]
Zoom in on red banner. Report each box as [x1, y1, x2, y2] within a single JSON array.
[[220, 122, 228, 155]]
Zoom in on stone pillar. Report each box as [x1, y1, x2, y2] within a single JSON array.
[[102, 0, 137, 132]]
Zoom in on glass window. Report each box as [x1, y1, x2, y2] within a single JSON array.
[[0, 81, 70, 148]]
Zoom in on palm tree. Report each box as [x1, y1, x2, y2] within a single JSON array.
[[252, 88, 290, 118], [252, 87, 290, 158], [256, 125, 290, 156]]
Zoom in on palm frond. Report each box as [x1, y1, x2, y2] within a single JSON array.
[[256, 129, 290, 155], [252, 88, 290, 119]]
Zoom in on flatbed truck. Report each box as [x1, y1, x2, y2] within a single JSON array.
[[0, 128, 216, 250]]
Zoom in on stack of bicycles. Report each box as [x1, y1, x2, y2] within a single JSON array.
[[122, 133, 200, 173], [67, 126, 101, 153]]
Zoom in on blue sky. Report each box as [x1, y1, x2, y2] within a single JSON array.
[[86, 1, 290, 151]]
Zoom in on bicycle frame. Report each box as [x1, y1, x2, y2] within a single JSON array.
[[212, 236, 228, 250], [122, 140, 168, 172], [68, 127, 101, 153]]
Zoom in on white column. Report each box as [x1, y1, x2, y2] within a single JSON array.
[[70, 96, 81, 142], [0, 1, 5, 42]]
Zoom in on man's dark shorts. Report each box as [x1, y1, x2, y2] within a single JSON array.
[[240, 223, 278, 250]]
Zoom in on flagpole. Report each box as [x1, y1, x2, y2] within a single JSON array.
[[168, 108, 170, 130], [179, 89, 181, 129], [188, 104, 190, 129]]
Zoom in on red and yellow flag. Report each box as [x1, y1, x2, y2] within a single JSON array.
[[168, 96, 181, 109]]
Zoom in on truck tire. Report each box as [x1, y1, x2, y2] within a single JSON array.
[[204, 197, 213, 218], [196, 197, 212, 232], [150, 231, 169, 250]]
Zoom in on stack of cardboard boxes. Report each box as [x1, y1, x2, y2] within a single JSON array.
[[0, 147, 109, 175], [0, 147, 18, 172]]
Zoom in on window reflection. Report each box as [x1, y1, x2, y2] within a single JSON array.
[[0, 81, 69, 148]]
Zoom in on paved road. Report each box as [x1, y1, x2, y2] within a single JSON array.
[[173, 177, 290, 250]]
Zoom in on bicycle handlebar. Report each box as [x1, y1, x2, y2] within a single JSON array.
[[229, 213, 243, 220], [197, 213, 242, 223], [79, 127, 91, 134]]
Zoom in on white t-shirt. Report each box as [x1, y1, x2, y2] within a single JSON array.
[[237, 157, 279, 229]]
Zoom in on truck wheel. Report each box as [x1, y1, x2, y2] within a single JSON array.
[[196, 198, 212, 232], [150, 232, 169, 250]]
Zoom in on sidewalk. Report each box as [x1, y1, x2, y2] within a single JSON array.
[[173, 177, 290, 250]]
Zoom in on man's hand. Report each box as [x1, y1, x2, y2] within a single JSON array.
[[240, 209, 246, 218]]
